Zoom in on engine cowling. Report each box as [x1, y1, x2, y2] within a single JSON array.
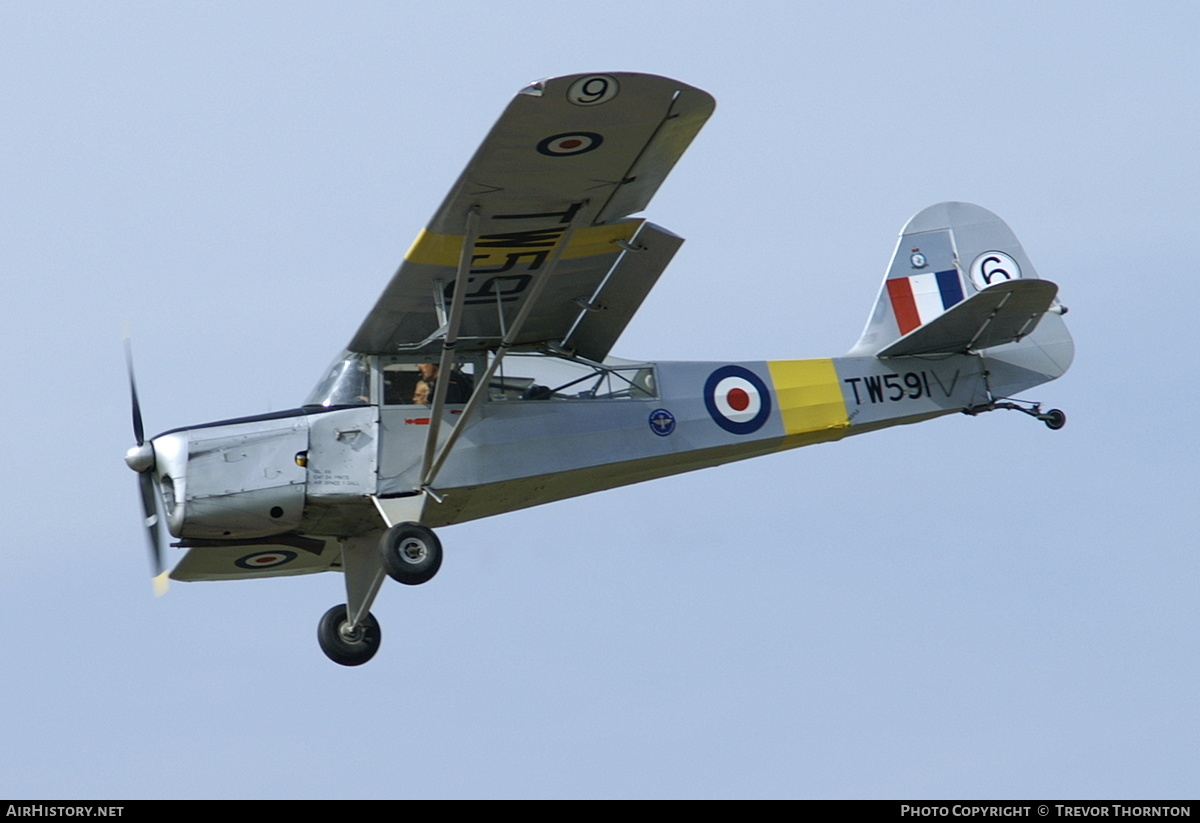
[[150, 415, 309, 540]]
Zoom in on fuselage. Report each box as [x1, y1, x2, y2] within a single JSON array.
[[145, 342, 1065, 543]]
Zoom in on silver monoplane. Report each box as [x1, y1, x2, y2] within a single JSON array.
[[124, 73, 1073, 665]]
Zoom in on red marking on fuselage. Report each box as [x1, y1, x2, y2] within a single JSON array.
[[727, 388, 750, 411]]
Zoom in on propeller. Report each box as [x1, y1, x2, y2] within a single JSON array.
[[123, 335, 169, 596]]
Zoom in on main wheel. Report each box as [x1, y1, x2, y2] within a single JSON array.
[[317, 604, 381, 666], [1041, 409, 1066, 430], [380, 523, 443, 586]]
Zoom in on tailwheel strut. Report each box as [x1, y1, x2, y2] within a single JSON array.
[[963, 399, 1066, 430]]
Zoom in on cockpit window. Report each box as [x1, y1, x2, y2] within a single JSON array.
[[380, 359, 477, 406], [487, 354, 656, 401], [304, 351, 373, 407]]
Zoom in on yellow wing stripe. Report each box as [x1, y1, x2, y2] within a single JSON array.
[[404, 220, 643, 267], [767, 359, 850, 447]]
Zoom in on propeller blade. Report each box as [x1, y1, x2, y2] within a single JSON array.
[[139, 470, 165, 577], [125, 330, 166, 592], [124, 337, 145, 446]]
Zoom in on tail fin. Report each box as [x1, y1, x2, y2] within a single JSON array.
[[850, 202, 1066, 360]]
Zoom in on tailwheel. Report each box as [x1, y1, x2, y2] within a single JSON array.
[[1039, 409, 1066, 430], [380, 523, 443, 586], [317, 604, 381, 666]]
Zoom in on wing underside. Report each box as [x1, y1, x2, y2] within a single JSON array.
[[170, 537, 339, 582], [349, 73, 714, 360]]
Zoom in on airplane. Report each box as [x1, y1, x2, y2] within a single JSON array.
[[124, 72, 1073, 665]]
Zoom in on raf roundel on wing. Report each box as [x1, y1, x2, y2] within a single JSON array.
[[536, 131, 604, 157], [235, 550, 297, 570]]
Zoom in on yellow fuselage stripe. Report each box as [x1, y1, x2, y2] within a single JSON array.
[[766, 359, 850, 448]]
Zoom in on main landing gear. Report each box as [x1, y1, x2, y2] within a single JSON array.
[[317, 522, 444, 666], [317, 604, 382, 666], [963, 400, 1067, 430], [380, 523, 443, 585]]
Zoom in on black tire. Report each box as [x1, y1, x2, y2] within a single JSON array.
[[317, 604, 381, 666], [380, 523, 443, 586], [1042, 409, 1066, 430]]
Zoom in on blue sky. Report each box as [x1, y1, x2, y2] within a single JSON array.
[[3, 1, 1197, 798]]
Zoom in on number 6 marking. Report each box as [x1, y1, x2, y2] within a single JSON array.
[[970, 250, 1021, 290], [567, 75, 619, 106]]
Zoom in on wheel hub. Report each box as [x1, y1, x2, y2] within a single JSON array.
[[400, 538, 427, 564], [338, 621, 364, 643]]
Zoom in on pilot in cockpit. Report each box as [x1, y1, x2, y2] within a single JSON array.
[[417, 362, 474, 403]]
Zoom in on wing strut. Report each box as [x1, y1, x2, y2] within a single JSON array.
[[419, 207, 481, 486], [420, 210, 582, 492]]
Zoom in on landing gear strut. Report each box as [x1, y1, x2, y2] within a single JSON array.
[[315, 523, 443, 665], [964, 399, 1066, 430]]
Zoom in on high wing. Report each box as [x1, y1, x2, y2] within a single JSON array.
[[348, 73, 714, 361]]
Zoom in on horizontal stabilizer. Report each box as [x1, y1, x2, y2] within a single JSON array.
[[878, 279, 1058, 357]]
